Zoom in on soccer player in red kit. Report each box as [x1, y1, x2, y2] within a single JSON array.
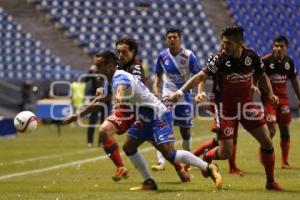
[[261, 36, 300, 169], [165, 25, 283, 190]]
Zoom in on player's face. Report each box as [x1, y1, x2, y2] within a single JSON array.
[[116, 43, 135, 65], [94, 56, 108, 76], [221, 36, 240, 57], [167, 32, 181, 49], [273, 41, 287, 60]]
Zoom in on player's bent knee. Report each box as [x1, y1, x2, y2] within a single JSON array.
[[123, 144, 137, 156], [162, 150, 176, 162], [261, 139, 273, 150]]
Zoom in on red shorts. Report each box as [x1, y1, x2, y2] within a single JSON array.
[[106, 106, 135, 134], [215, 104, 266, 140], [263, 97, 291, 124], [211, 120, 218, 133]]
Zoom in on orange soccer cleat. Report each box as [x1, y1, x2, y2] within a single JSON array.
[[176, 167, 191, 182], [112, 166, 129, 182]]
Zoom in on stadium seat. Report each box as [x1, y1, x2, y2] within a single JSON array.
[[0, 7, 83, 81], [32, 0, 219, 73], [225, 0, 300, 70]]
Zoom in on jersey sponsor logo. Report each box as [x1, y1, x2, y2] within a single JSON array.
[[164, 60, 170, 65], [132, 70, 142, 75], [180, 53, 188, 59], [133, 65, 141, 70], [285, 62, 290, 70], [223, 127, 234, 137], [225, 60, 231, 67], [244, 56, 252, 66], [269, 63, 275, 69], [226, 73, 251, 83]]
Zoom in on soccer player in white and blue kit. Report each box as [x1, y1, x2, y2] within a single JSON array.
[[152, 28, 202, 170], [95, 50, 222, 191]]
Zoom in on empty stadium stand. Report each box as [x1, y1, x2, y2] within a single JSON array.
[[225, 0, 300, 70], [32, 0, 219, 69], [0, 7, 83, 81]]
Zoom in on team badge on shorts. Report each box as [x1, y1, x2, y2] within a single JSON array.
[[266, 114, 276, 123], [224, 127, 234, 137], [245, 56, 252, 66], [281, 105, 290, 114]]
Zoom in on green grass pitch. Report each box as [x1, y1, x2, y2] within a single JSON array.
[[0, 118, 300, 200]]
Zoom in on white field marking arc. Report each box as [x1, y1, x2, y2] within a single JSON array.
[[0, 135, 212, 181], [9, 149, 98, 165]]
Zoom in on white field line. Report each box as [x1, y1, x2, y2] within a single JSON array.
[[5, 149, 98, 165], [0, 135, 211, 181]]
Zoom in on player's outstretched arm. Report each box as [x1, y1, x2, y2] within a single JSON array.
[[257, 73, 278, 105], [164, 71, 208, 102], [63, 90, 111, 124]]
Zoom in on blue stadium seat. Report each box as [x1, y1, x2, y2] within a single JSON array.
[[32, 0, 219, 72], [0, 8, 83, 81], [225, 0, 300, 70]]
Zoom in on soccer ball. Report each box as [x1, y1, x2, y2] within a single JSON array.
[[14, 111, 38, 133]]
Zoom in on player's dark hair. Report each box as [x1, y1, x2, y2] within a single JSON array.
[[95, 50, 117, 66], [221, 25, 244, 43], [166, 28, 181, 38], [273, 35, 289, 46], [115, 36, 138, 57]]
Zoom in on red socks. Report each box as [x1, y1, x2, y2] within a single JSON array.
[[280, 138, 290, 164], [102, 137, 124, 167], [194, 138, 217, 157], [260, 148, 275, 182], [203, 147, 218, 162]]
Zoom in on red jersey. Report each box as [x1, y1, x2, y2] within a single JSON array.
[[203, 48, 264, 115], [262, 53, 297, 98]]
